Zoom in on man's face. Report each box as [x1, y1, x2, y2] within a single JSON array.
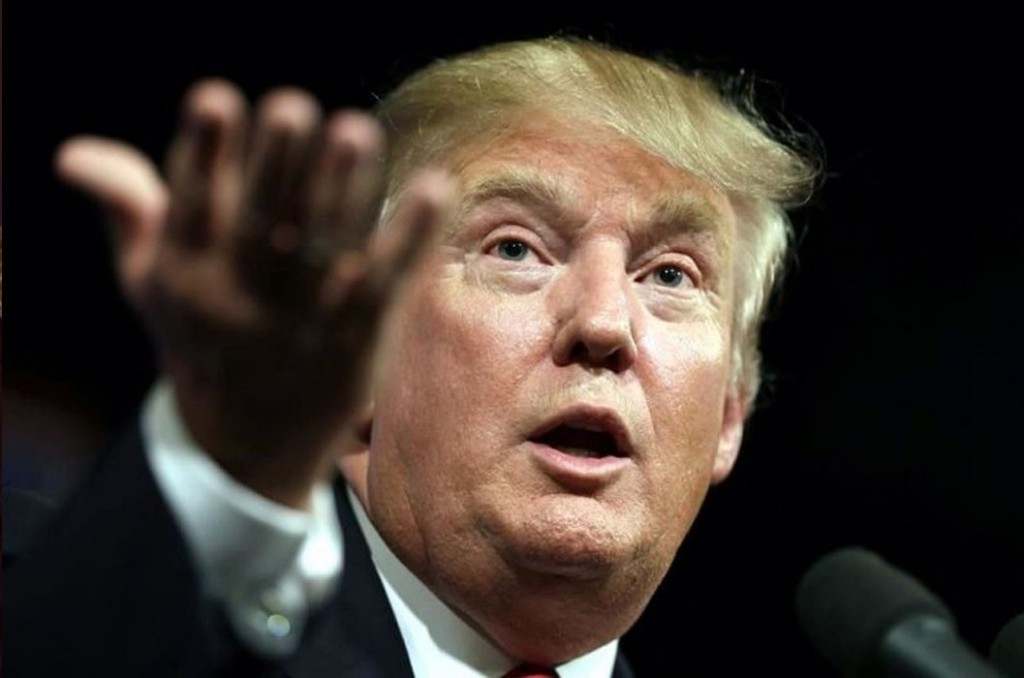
[[357, 114, 746, 660]]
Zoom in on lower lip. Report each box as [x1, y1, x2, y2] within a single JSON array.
[[527, 441, 631, 491]]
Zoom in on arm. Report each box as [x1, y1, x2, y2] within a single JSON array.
[[6, 80, 451, 674], [55, 80, 451, 510]]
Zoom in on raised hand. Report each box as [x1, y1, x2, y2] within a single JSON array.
[[57, 80, 452, 508]]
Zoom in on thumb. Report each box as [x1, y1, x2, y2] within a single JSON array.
[[55, 136, 170, 298]]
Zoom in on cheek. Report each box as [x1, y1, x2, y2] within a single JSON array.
[[645, 314, 730, 417], [638, 324, 731, 499], [438, 265, 552, 372], [373, 272, 549, 478]]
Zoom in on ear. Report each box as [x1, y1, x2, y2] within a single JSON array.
[[338, 400, 374, 509], [711, 385, 746, 485]]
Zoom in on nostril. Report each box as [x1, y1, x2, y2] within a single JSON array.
[[567, 340, 588, 363], [563, 338, 630, 372], [551, 276, 639, 371]]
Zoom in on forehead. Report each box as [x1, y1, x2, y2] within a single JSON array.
[[447, 115, 737, 246]]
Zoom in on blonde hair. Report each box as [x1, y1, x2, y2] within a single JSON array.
[[376, 38, 818, 411]]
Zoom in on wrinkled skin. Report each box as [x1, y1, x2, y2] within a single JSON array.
[[62, 76, 746, 663], [57, 81, 452, 508], [344, 114, 746, 663]]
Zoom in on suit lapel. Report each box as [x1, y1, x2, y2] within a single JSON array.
[[285, 482, 636, 678], [612, 652, 636, 678], [284, 482, 415, 678]]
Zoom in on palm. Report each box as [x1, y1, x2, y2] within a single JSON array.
[[57, 80, 451, 507]]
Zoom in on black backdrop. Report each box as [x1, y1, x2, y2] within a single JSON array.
[[5, 6, 1023, 675]]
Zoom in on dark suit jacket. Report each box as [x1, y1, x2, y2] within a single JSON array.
[[4, 426, 635, 677]]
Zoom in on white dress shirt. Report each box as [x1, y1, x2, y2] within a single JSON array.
[[143, 381, 618, 676]]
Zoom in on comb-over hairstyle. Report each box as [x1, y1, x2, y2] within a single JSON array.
[[376, 37, 818, 410]]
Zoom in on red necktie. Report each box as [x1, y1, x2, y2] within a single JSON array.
[[503, 664, 560, 678]]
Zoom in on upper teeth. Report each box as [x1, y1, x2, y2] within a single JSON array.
[[559, 446, 606, 458], [571, 420, 610, 434]]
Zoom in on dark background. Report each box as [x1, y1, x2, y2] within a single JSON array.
[[5, 6, 1022, 675]]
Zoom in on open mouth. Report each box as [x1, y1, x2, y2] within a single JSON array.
[[531, 424, 628, 459]]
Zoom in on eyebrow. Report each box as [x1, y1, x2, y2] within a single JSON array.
[[451, 166, 731, 257], [450, 168, 580, 234], [634, 193, 731, 258]]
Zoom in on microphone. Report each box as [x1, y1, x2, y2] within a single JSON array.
[[991, 613, 1024, 678], [796, 547, 1003, 677]]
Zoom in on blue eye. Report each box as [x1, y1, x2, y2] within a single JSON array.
[[495, 239, 530, 261], [653, 265, 687, 287]]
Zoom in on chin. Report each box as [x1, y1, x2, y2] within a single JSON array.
[[434, 498, 674, 664], [469, 527, 664, 666], [491, 495, 651, 580]]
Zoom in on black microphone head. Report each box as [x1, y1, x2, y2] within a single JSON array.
[[796, 547, 955, 676], [991, 612, 1024, 678]]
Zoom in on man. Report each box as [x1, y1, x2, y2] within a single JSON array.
[[5, 38, 816, 676]]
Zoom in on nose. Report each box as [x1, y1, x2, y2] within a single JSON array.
[[551, 248, 639, 372]]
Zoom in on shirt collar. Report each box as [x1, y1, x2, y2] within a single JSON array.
[[348, 488, 619, 678]]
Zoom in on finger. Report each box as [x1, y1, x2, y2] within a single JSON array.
[[55, 136, 169, 298], [164, 79, 247, 247], [370, 170, 456, 282], [305, 111, 386, 261], [327, 169, 455, 313], [236, 88, 324, 307], [243, 88, 323, 242]]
